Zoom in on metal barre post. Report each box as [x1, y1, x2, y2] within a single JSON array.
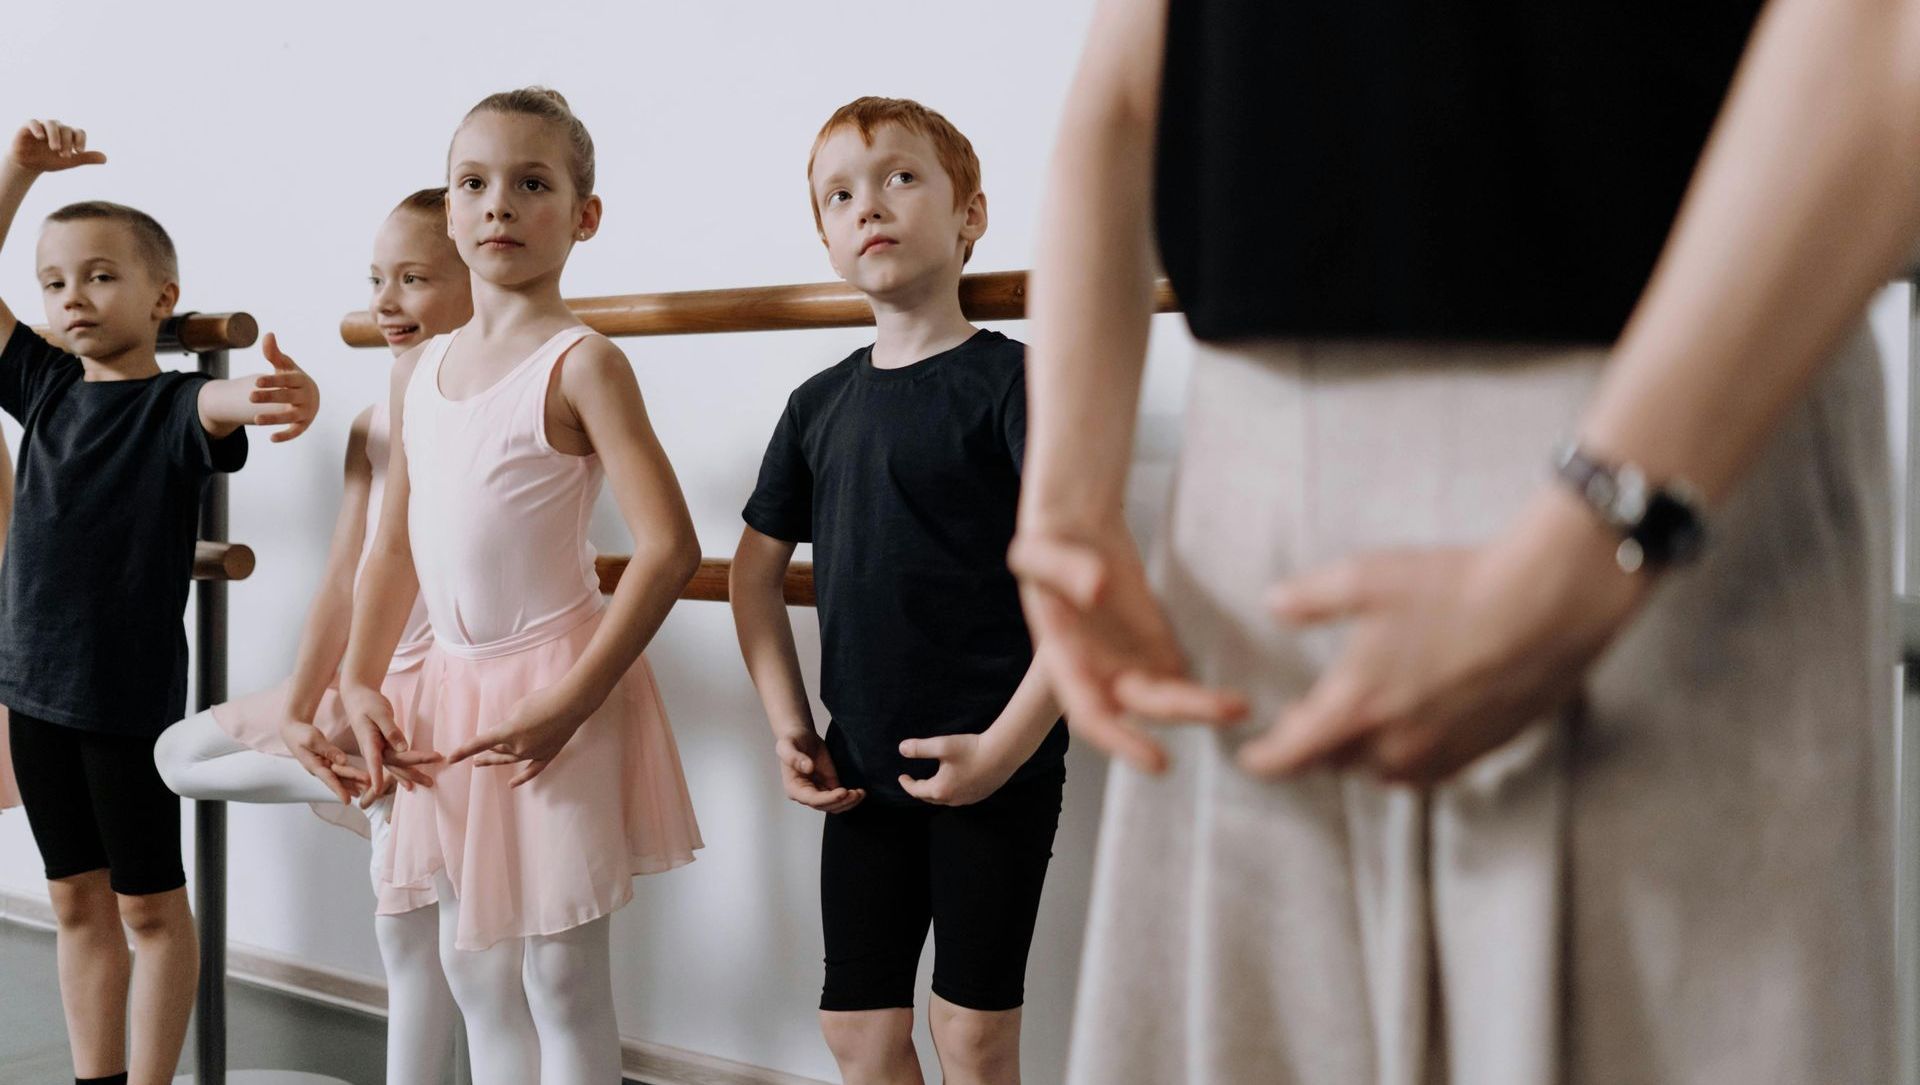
[[194, 346, 230, 1085]]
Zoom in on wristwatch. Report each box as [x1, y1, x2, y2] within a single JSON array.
[[1552, 441, 1706, 573]]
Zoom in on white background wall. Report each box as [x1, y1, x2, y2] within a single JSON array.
[[0, 3, 1203, 1082], [0, 4, 1912, 1083]]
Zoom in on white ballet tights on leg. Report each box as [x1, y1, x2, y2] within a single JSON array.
[[366, 799, 456, 1084], [432, 870, 621, 1083], [523, 915, 620, 1083], [435, 871, 541, 1084], [154, 716, 465, 1082], [152, 708, 338, 804]]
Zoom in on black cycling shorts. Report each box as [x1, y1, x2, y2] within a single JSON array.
[[9, 710, 185, 896], [820, 766, 1064, 1013]]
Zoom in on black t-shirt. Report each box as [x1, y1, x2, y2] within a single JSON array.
[[744, 329, 1067, 804], [0, 323, 248, 736], [1155, 0, 1765, 344]]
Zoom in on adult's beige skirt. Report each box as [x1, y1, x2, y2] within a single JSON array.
[[1067, 328, 1893, 1085]]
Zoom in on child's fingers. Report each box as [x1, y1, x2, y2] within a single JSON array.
[[445, 731, 509, 764], [386, 762, 433, 788], [26, 120, 46, 142], [270, 424, 311, 444], [252, 373, 311, 390], [776, 743, 814, 776], [820, 789, 865, 814], [387, 747, 444, 767], [508, 759, 550, 788], [897, 736, 958, 762], [791, 780, 845, 809], [294, 748, 352, 804], [471, 751, 519, 767], [365, 743, 388, 799], [897, 774, 940, 803], [261, 332, 294, 369], [250, 387, 309, 404], [254, 408, 307, 425]]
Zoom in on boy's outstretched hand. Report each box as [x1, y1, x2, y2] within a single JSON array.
[[252, 333, 319, 442], [8, 120, 106, 174]]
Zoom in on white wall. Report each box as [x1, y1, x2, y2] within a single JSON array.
[[0, 3, 1202, 1081]]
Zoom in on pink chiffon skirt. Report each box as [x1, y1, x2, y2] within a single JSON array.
[[377, 607, 702, 949]]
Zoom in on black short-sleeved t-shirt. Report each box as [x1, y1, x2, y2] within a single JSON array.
[[1154, 0, 1765, 344], [744, 329, 1067, 805], [0, 323, 248, 736]]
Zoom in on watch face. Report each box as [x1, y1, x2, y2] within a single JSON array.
[[1634, 491, 1705, 566]]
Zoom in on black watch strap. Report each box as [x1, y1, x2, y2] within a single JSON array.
[[1553, 442, 1706, 573]]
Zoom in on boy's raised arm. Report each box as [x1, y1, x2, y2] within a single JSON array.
[[0, 120, 108, 344]]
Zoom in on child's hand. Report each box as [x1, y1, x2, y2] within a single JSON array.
[[251, 333, 320, 443], [340, 682, 437, 801], [1009, 530, 1248, 773], [445, 682, 592, 788], [278, 719, 368, 806], [775, 728, 864, 813], [896, 733, 1018, 807], [7, 120, 106, 174]]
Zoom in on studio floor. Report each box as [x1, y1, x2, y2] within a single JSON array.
[[0, 920, 428, 1085]]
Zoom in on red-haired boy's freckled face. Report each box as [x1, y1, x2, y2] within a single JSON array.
[[446, 112, 595, 290], [369, 210, 474, 356], [811, 123, 978, 299], [34, 220, 173, 360]]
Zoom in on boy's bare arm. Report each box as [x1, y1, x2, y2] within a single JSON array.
[[197, 332, 318, 440], [732, 525, 864, 812], [730, 526, 814, 740]]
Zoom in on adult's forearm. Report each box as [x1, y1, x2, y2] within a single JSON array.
[[1580, 0, 1920, 499], [1019, 23, 1162, 535]]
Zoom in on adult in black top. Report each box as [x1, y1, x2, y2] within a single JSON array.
[[744, 328, 1067, 804], [1015, 0, 1920, 1081], [0, 323, 248, 735], [1156, 1, 1766, 343]]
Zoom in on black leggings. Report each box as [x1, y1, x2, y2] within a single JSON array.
[[9, 711, 184, 895], [820, 766, 1064, 1013]]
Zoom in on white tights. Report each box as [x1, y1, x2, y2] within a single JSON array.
[[152, 706, 336, 804], [432, 870, 621, 1084], [153, 708, 457, 1084]]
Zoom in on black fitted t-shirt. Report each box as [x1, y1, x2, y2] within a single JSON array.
[[1155, 0, 1765, 344], [0, 323, 248, 735], [743, 329, 1067, 805]]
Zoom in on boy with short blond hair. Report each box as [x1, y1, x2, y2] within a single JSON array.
[[0, 117, 317, 1085]]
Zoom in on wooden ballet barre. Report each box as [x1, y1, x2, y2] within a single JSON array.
[[158, 312, 258, 353], [193, 541, 255, 581], [597, 555, 816, 607], [31, 311, 259, 354], [340, 270, 1179, 346]]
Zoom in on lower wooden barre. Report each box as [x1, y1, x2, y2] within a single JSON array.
[[597, 555, 816, 607], [193, 541, 255, 582]]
